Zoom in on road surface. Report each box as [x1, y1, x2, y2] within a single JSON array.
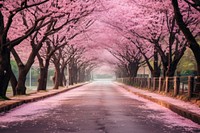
[[0, 81, 200, 133]]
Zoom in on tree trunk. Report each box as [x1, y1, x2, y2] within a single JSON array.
[[10, 70, 18, 95], [153, 50, 161, 77], [77, 68, 81, 83], [37, 66, 49, 91], [0, 48, 11, 99], [59, 65, 65, 86], [53, 64, 60, 89], [12, 49, 35, 95], [69, 67, 74, 85], [15, 68, 28, 95], [0, 12, 11, 99], [166, 64, 177, 77], [128, 62, 139, 78], [74, 64, 78, 84], [79, 68, 85, 82], [166, 48, 186, 77], [142, 46, 160, 78]]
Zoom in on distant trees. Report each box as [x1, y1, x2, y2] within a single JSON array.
[[177, 48, 197, 75], [106, 40, 143, 78]]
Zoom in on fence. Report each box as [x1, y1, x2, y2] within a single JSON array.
[[117, 76, 200, 99]]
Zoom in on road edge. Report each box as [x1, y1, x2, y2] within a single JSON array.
[[0, 83, 88, 114], [117, 83, 200, 125]]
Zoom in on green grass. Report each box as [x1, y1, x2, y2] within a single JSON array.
[[6, 86, 54, 97]]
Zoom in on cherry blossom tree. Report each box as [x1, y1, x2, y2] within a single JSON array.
[[74, 48, 99, 83], [76, 57, 98, 82], [51, 43, 98, 87], [183, 0, 200, 11], [67, 45, 98, 85], [37, 35, 69, 91], [106, 0, 197, 78], [0, 0, 49, 98], [171, 0, 200, 92], [68, 47, 87, 85], [36, 15, 94, 91], [0, 0, 199, 98], [106, 39, 144, 78], [51, 45, 74, 89], [12, 0, 95, 95], [0, 0, 96, 97], [128, 38, 161, 77]]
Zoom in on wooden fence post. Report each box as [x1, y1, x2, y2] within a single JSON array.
[[153, 77, 156, 91], [139, 78, 142, 88], [144, 78, 148, 88], [165, 77, 169, 93], [136, 78, 139, 86], [174, 77, 180, 96], [131, 77, 134, 86], [188, 76, 194, 98], [148, 78, 151, 89], [158, 77, 163, 91]]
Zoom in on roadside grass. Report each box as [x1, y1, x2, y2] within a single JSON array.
[[6, 86, 54, 98]]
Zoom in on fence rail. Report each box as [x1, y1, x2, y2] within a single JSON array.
[[117, 76, 200, 99]]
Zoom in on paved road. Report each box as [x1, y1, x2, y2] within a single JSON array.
[[0, 81, 199, 133]]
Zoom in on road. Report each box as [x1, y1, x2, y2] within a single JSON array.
[[0, 81, 199, 133]]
